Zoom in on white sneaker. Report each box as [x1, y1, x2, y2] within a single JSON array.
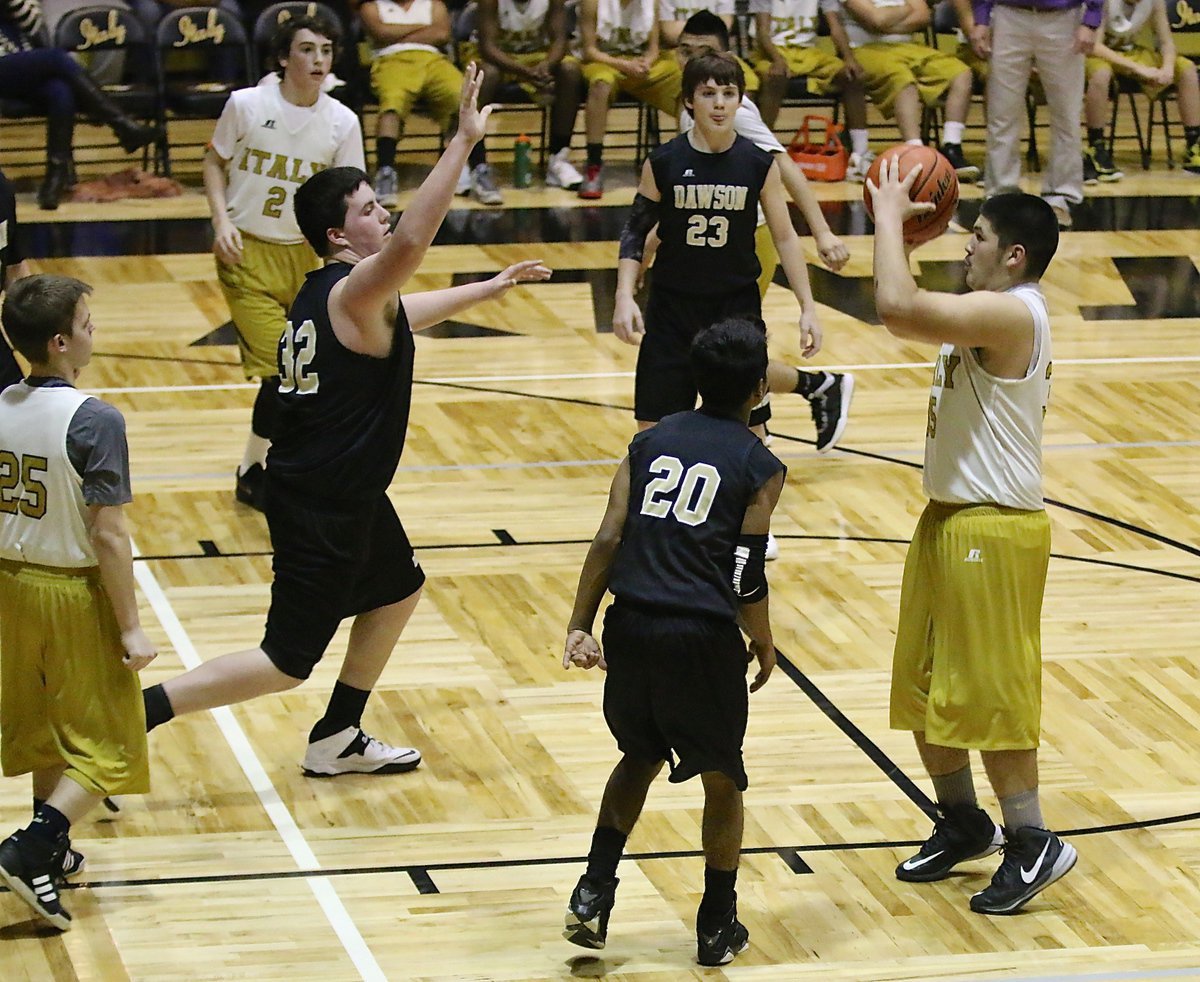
[[456, 163, 472, 196], [470, 163, 504, 205], [846, 150, 876, 184], [302, 726, 422, 777], [545, 148, 584, 190], [765, 533, 779, 561], [373, 165, 399, 209]]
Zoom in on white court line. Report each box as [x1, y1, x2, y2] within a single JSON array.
[[132, 541, 386, 982], [89, 354, 1200, 395], [1000, 968, 1200, 982]]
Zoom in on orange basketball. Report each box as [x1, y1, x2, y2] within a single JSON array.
[[863, 145, 959, 246]]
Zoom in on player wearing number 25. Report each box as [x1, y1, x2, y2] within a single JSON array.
[[868, 161, 1077, 915], [613, 51, 820, 429], [204, 15, 365, 512], [561, 319, 785, 967]]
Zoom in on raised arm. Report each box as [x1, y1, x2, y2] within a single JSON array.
[[563, 456, 632, 670], [339, 65, 492, 323]]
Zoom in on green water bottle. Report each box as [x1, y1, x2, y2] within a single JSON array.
[[513, 134, 533, 189]]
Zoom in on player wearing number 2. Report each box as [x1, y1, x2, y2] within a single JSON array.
[[143, 67, 551, 778], [613, 51, 820, 432], [560, 318, 784, 967], [204, 15, 364, 512]]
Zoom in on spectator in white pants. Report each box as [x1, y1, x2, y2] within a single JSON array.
[[971, 0, 1101, 228]]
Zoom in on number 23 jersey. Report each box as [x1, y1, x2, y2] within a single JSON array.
[[609, 410, 785, 619], [649, 132, 774, 297]]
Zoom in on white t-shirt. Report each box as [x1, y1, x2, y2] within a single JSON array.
[[371, 0, 443, 57], [491, 0, 552, 52], [1102, 0, 1155, 51], [749, 0, 838, 47], [594, 0, 657, 54], [211, 84, 365, 244], [834, 0, 912, 48], [922, 283, 1053, 511]]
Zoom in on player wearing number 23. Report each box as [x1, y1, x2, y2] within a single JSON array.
[[613, 51, 820, 427]]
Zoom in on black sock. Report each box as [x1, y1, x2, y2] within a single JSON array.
[[468, 140, 487, 169], [549, 134, 570, 155], [26, 803, 70, 850], [586, 142, 603, 167], [143, 683, 175, 732], [309, 681, 371, 743], [33, 796, 45, 813], [1186, 126, 1200, 148], [584, 826, 627, 882], [1087, 127, 1105, 146], [793, 369, 826, 399], [376, 136, 397, 170], [697, 866, 738, 929]]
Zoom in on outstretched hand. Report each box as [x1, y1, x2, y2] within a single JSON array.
[[564, 630, 606, 671], [456, 62, 495, 146], [865, 155, 937, 226], [492, 259, 552, 292]]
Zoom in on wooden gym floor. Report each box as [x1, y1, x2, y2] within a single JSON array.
[[2, 140, 1200, 981]]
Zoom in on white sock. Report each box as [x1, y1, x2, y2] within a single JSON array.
[[943, 121, 965, 145], [850, 128, 869, 156], [240, 433, 270, 474]]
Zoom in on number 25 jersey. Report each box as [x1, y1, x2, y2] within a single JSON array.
[[609, 410, 785, 620]]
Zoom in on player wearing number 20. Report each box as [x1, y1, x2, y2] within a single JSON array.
[[613, 51, 820, 428], [561, 319, 785, 967], [204, 15, 365, 511]]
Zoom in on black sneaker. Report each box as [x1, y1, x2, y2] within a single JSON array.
[[235, 463, 266, 511], [1084, 141, 1123, 183], [940, 143, 980, 183], [0, 831, 73, 930], [59, 843, 86, 881], [1082, 151, 1099, 186], [696, 903, 750, 967], [563, 873, 617, 949], [969, 825, 1077, 915], [809, 372, 854, 453], [895, 803, 1003, 882]]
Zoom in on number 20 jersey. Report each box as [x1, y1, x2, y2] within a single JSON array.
[[609, 410, 785, 620], [649, 132, 774, 298], [268, 263, 416, 503]]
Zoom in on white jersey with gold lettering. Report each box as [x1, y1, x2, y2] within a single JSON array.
[[211, 84, 364, 244], [0, 384, 95, 568], [922, 283, 1052, 511], [493, 0, 552, 52], [595, 0, 657, 54]]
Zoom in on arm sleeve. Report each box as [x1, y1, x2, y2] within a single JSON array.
[[972, 0, 993, 27], [1081, 0, 1103, 29], [67, 400, 133, 506]]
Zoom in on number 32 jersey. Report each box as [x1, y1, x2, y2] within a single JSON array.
[[268, 263, 415, 503], [609, 410, 785, 620], [649, 132, 773, 298]]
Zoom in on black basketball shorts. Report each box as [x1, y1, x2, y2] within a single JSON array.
[[261, 485, 426, 680], [634, 284, 764, 423], [601, 600, 750, 790]]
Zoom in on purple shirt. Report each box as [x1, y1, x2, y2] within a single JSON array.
[[974, 0, 1104, 29]]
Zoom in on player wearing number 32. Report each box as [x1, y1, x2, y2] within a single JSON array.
[[868, 160, 1077, 915], [204, 15, 365, 512], [561, 319, 785, 967], [613, 51, 820, 430], [144, 66, 551, 779]]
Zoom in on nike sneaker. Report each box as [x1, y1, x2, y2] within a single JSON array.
[[563, 873, 618, 949], [969, 825, 1077, 915], [696, 903, 750, 966], [895, 803, 1003, 882]]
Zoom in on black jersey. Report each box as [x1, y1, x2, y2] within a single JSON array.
[[609, 410, 785, 620], [649, 132, 773, 299], [267, 263, 415, 503]]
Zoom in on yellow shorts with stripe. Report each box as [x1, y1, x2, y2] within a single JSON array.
[[371, 49, 465, 127], [216, 235, 319, 380], [0, 560, 149, 795], [854, 41, 970, 119], [753, 45, 845, 95], [1085, 47, 1196, 100], [890, 502, 1051, 751], [755, 221, 778, 299], [582, 56, 682, 115], [458, 45, 583, 99]]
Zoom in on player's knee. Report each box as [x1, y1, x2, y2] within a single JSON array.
[[700, 770, 740, 797]]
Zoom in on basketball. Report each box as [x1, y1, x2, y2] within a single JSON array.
[[863, 145, 959, 246]]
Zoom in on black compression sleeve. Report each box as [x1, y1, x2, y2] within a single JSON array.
[[618, 193, 658, 263]]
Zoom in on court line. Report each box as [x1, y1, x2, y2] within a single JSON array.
[[84, 353, 1200, 395], [131, 541, 386, 982]]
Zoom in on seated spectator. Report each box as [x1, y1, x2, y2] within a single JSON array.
[[750, 0, 870, 179], [468, 0, 585, 192], [577, 0, 683, 199], [658, 0, 760, 95], [0, 166, 30, 390], [824, 0, 980, 180], [358, 0, 492, 205], [1083, 0, 1200, 181], [0, 0, 161, 210]]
